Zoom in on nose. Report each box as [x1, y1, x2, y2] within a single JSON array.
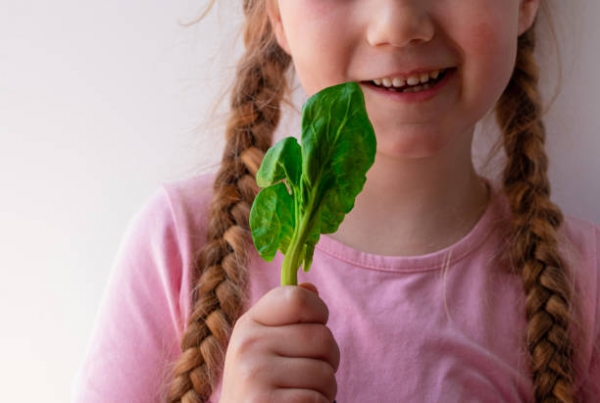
[[366, 0, 435, 48]]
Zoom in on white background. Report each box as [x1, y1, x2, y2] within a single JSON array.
[[0, 0, 598, 402]]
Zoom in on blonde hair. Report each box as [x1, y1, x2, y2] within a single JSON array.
[[166, 3, 577, 402]]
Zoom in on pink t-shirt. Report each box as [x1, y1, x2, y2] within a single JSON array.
[[73, 174, 600, 402]]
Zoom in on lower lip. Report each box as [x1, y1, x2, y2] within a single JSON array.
[[362, 68, 456, 103]]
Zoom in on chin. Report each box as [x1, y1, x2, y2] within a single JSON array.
[[375, 130, 451, 160]]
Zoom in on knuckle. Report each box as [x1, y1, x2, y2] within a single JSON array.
[[325, 369, 338, 400], [303, 324, 330, 351], [285, 286, 311, 313], [228, 319, 265, 359], [315, 360, 337, 396], [284, 287, 328, 323], [329, 332, 341, 369], [232, 312, 250, 333], [237, 355, 269, 385], [231, 330, 262, 357], [315, 324, 334, 346], [312, 325, 339, 367]]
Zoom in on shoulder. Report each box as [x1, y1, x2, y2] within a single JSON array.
[[122, 173, 216, 267], [559, 215, 600, 393], [117, 172, 217, 324], [157, 172, 216, 238], [72, 173, 218, 402]]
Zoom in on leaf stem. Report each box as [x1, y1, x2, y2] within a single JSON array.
[[280, 190, 318, 286], [281, 224, 305, 285]]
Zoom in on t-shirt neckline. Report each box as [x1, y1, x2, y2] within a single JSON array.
[[315, 191, 503, 273]]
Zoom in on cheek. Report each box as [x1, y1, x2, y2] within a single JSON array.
[[278, 3, 352, 96], [472, 20, 500, 45], [463, 20, 518, 104], [469, 21, 517, 60], [289, 43, 346, 97]]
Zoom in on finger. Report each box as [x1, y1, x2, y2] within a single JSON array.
[[299, 282, 319, 295], [268, 389, 331, 403], [268, 323, 340, 372], [269, 356, 337, 402], [250, 285, 329, 327]]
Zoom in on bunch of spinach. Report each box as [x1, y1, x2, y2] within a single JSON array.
[[249, 82, 376, 285]]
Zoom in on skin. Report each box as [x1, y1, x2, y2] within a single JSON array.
[[267, 0, 540, 256], [220, 0, 540, 401], [220, 283, 340, 402]]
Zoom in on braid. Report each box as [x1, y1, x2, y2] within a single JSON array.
[[166, 1, 291, 401], [496, 25, 575, 402]]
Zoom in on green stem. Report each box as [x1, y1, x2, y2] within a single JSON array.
[[280, 193, 318, 286], [281, 234, 300, 286], [281, 220, 307, 285]]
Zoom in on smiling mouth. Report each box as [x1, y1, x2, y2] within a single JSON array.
[[369, 68, 452, 93]]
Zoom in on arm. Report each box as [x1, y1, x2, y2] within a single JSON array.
[[72, 188, 187, 403]]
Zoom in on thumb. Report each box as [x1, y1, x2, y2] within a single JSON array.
[[298, 282, 319, 295]]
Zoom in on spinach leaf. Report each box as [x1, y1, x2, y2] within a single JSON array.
[[249, 82, 376, 285]]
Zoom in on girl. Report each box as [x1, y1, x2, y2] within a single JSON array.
[[73, 0, 599, 402]]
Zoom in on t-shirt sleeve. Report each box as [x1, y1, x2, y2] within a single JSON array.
[[72, 187, 187, 403]]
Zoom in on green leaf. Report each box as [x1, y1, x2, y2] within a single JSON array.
[[249, 182, 295, 261], [256, 136, 302, 189], [249, 82, 376, 285], [301, 82, 376, 234]]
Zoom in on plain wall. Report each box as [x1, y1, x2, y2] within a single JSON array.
[[0, 0, 598, 401]]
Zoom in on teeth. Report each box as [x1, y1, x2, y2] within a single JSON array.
[[392, 77, 405, 87], [401, 83, 432, 93], [406, 76, 420, 86], [406, 85, 423, 93], [373, 68, 446, 89]]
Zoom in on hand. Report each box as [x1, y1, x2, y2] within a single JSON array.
[[219, 283, 340, 403]]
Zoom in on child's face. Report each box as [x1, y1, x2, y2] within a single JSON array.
[[267, 0, 540, 159]]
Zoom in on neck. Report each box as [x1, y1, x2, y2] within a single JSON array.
[[331, 139, 489, 256]]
